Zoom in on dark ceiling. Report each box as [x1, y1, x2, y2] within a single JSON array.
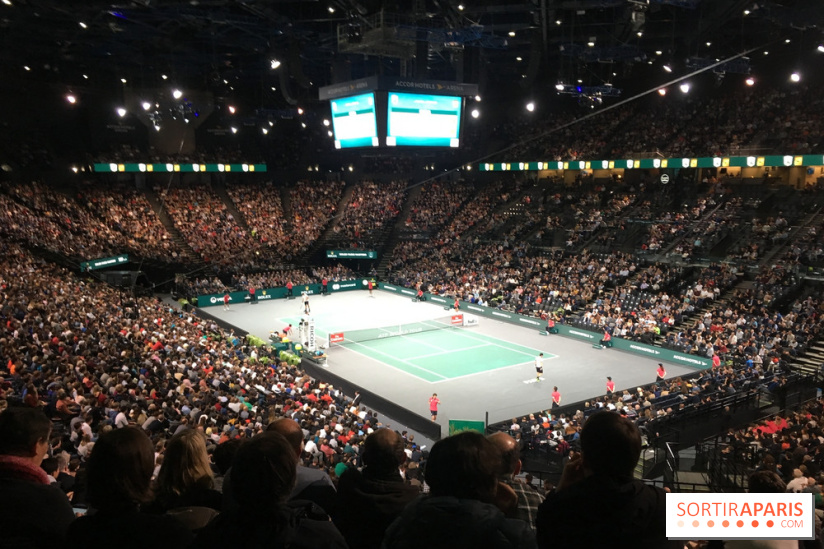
[[0, 1, 822, 111]]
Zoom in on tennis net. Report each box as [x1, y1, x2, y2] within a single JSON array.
[[328, 314, 470, 346]]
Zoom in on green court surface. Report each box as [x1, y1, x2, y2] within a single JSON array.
[[332, 327, 557, 383]]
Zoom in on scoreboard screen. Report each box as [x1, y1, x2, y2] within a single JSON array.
[[386, 92, 462, 147], [329, 93, 379, 149]]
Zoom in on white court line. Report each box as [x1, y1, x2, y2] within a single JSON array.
[[444, 328, 560, 360], [397, 334, 449, 352], [429, 359, 543, 384], [331, 344, 442, 383], [406, 343, 493, 360], [341, 340, 449, 381]]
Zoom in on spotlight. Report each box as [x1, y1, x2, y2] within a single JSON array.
[[655, 50, 662, 56], [161, 74, 168, 80], [471, 109, 480, 118], [509, 31, 516, 37], [474, 95, 481, 101], [327, 130, 333, 137], [663, 65, 672, 73], [65, 94, 77, 104], [82, 74, 88, 79], [2, 0, 12, 5], [679, 83, 690, 93], [120, 78, 127, 83], [658, 88, 667, 96], [228, 105, 236, 114], [231, 127, 238, 134], [458, 4, 464, 10], [323, 119, 330, 126], [790, 72, 800, 82], [587, 41, 595, 47], [23, 65, 30, 71], [327, 6, 334, 13], [297, 108, 304, 115], [526, 102, 535, 112], [116, 107, 127, 117], [141, 101, 151, 111], [261, 127, 268, 135], [516, 56, 522, 61], [172, 89, 183, 99], [818, 45, 824, 53], [745, 77, 755, 86], [556, 20, 562, 25], [555, 83, 565, 91], [79, 22, 87, 29], [270, 59, 281, 69]]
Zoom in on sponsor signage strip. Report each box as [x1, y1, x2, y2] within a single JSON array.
[[479, 154, 824, 172], [94, 163, 267, 173], [196, 279, 367, 307], [326, 249, 378, 259], [80, 254, 129, 271], [376, 283, 711, 369]]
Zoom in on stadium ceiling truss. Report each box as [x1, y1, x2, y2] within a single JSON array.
[[0, 0, 819, 103]]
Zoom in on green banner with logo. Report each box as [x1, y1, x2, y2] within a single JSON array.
[[326, 249, 377, 259], [195, 279, 368, 307], [448, 419, 486, 435], [378, 283, 711, 369], [80, 254, 129, 271]]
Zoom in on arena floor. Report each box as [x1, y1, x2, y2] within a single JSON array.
[[207, 289, 698, 438]]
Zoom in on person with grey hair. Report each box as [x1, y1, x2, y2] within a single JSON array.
[[488, 431, 544, 531]]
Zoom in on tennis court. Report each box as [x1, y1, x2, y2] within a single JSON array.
[[330, 326, 557, 383], [275, 314, 556, 383], [205, 290, 698, 433]]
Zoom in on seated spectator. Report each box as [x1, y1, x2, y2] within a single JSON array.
[[148, 429, 222, 526], [193, 432, 347, 549], [0, 407, 75, 548], [383, 430, 536, 548], [536, 411, 677, 548], [488, 432, 545, 530], [263, 417, 337, 514], [66, 427, 192, 548], [334, 428, 420, 548]]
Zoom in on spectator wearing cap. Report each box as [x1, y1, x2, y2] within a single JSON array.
[[333, 428, 419, 549], [0, 407, 76, 548]]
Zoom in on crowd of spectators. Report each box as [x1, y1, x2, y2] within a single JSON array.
[[289, 179, 345, 251], [78, 183, 188, 262], [402, 180, 475, 235], [225, 182, 287, 248], [331, 180, 405, 247], [0, 241, 428, 547], [158, 185, 273, 270]]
